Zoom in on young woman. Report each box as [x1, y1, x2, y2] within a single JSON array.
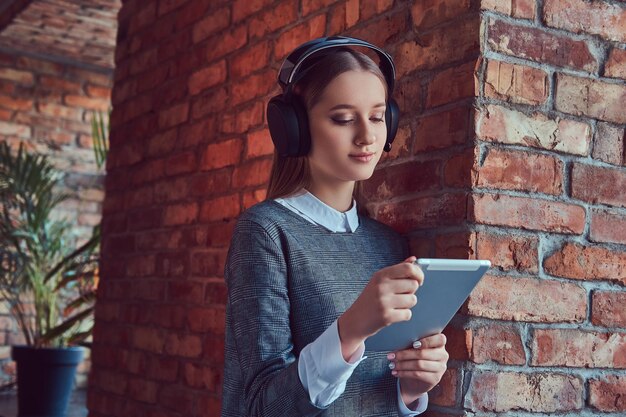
[[221, 37, 448, 417]]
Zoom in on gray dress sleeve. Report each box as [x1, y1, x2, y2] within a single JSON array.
[[224, 217, 328, 416]]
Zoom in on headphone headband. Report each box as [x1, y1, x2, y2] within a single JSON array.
[[277, 36, 396, 94]]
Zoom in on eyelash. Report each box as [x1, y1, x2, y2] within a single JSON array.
[[333, 118, 385, 125]]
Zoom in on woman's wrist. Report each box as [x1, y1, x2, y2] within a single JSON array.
[[337, 310, 366, 361], [399, 378, 426, 406]]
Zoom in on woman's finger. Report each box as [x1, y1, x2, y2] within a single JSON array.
[[392, 346, 449, 362], [414, 333, 446, 349], [389, 359, 446, 373]]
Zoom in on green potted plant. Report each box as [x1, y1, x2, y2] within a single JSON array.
[[0, 109, 109, 416]]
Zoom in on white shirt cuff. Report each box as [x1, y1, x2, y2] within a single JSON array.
[[297, 319, 367, 406], [397, 378, 429, 416]]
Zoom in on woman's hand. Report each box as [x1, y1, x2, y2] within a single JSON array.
[[337, 255, 423, 360], [389, 333, 449, 406]]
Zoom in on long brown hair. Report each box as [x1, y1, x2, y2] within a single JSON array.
[[265, 47, 389, 218]]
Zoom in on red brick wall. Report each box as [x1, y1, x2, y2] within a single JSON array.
[[94, 0, 625, 415], [0, 50, 111, 387]]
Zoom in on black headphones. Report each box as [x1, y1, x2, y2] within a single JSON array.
[[266, 36, 400, 158]]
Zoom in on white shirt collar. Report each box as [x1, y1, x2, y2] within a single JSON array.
[[274, 188, 359, 233]]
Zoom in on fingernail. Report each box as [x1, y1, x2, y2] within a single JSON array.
[[387, 353, 395, 360], [388, 362, 395, 370], [412, 340, 422, 349]]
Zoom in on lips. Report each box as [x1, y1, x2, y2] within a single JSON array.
[[349, 152, 375, 157]]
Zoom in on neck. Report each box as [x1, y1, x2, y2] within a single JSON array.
[[306, 182, 355, 213]]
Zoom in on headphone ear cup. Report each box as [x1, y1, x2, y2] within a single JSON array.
[[290, 95, 311, 156], [267, 94, 301, 157], [384, 97, 400, 152], [267, 94, 311, 157]]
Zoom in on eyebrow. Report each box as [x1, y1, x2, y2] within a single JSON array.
[[329, 103, 386, 111]]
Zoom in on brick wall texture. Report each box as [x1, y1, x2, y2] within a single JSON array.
[[0, 50, 112, 387], [93, 0, 626, 415]]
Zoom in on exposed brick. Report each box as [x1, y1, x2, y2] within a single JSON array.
[[379, 124, 411, 162], [192, 6, 230, 44], [65, 95, 110, 111], [229, 69, 274, 106], [205, 25, 248, 62], [531, 329, 626, 368], [467, 274, 586, 322], [301, 0, 340, 16], [200, 139, 243, 171], [230, 41, 269, 79], [487, 18, 597, 73], [429, 368, 458, 407], [475, 231, 539, 273], [86, 84, 112, 99], [188, 60, 227, 96], [484, 59, 548, 105], [232, 158, 272, 187], [396, 17, 479, 75], [466, 371, 583, 412], [412, 0, 473, 30], [471, 324, 526, 365], [544, 0, 626, 43], [476, 148, 563, 195], [481, 0, 535, 19], [220, 101, 264, 134], [191, 249, 228, 277], [163, 202, 199, 226], [476, 104, 591, 156], [592, 122, 625, 166], [414, 106, 470, 152], [443, 148, 476, 188], [165, 151, 196, 176], [556, 73, 626, 124], [232, 0, 274, 22], [427, 61, 475, 108], [184, 362, 220, 391], [376, 193, 467, 234], [274, 14, 326, 60], [0, 95, 33, 111], [544, 242, 626, 286], [362, 160, 441, 201], [571, 163, 626, 208], [0, 68, 34, 85], [0, 121, 31, 138], [592, 291, 626, 328], [158, 102, 189, 129], [186, 306, 226, 333], [590, 209, 626, 245], [249, 2, 298, 39], [605, 47, 626, 79], [189, 170, 230, 196], [199, 194, 241, 223], [127, 377, 158, 403], [132, 326, 165, 353], [245, 129, 274, 159], [167, 280, 203, 305], [38, 102, 83, 120], [471, 193, 585, 234], [589, 375, 626, 412], [434, 231, 474, 259], [348, 10, 407, 49], [39, 76, 82, 93]]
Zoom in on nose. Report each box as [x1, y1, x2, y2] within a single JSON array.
[[355, 117, 377, 146]]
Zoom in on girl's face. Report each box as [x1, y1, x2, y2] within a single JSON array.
[[306, 70, 387, 187]]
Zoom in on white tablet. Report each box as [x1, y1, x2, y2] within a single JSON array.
[[364, 258, 491, 352]]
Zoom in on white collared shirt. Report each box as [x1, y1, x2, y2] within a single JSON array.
[[273, 188, 428, 416]]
